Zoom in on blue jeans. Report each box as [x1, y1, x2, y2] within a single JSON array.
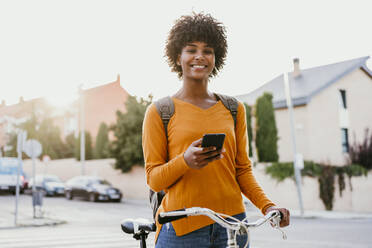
[[156, 212, 249, 248]]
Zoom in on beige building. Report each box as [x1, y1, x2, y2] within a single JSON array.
[[237, 56, 372, 165]]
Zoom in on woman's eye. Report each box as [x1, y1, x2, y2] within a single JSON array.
[[186, 49, 196, 53], [204, 50, 213, 54]]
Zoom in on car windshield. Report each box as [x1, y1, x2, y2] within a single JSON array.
[[44, 177, 62, 183], [90, 179, 111, 186]]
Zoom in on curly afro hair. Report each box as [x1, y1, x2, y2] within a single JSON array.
[[165, 13, 228, 78]]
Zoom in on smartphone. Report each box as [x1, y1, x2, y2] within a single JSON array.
[[201, 133, 226, 150]]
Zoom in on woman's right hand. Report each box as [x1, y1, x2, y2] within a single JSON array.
[[183, 138, 225, 169]]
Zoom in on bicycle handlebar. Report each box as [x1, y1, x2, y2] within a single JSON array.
[[157, 208, 187, 224], [158, 207, 281, 230], [159, 207, 287, 247]]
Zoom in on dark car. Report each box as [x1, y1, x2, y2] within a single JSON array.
[[64, 176, 122, 202], [28, 174, 65, 196]]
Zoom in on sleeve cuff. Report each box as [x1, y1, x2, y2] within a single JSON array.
[[261, 203, 276, 215]]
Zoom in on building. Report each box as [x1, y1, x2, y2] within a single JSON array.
[[0, 97, 52, 150], [236, 56, 372, 165], [78, 74, 129, 141], [0, 75, 129, 153]]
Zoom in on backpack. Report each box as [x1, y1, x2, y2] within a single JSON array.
[[149, 93, 238, 220]]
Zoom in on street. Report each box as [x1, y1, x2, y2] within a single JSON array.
[[1, 194, 372, 248]]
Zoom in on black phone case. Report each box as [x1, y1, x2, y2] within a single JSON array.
[[201, 133, 225, 150]]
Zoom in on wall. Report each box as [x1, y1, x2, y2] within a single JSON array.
[[274, 105, 309, 162], [22, 158, 372, 213]]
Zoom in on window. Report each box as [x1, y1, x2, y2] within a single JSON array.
[[339, 90, 347, 109], [341, 128, 349, 153]]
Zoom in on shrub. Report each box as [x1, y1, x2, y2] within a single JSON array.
[[75, 131, 93, 160], [110, 95, 152, 172], [94, 122, 110, 159], [349, 129, 372, 170], [255, 92, 279, 162], [243, 103, 253, 157]]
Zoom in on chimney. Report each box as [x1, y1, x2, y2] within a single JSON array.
[[1, 100, 5, 107], [116, 74, 120, 83], [19, 96, 24, 104], [293, 58, 301, 78]]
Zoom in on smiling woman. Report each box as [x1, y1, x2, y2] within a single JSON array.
[[142, 13, 290, 248]]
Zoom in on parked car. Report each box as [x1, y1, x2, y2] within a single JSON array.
[[28, 174, 65, 196], [65, 176, 122, 202], [0, 157, 26, 194]]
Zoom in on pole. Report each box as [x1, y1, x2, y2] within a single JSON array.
[[283, 72, 304, 216], [15, 132, 23, 225], [79, 85, 85, 175], [31, 143, 36, 218]]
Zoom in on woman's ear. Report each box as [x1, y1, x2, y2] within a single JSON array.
[[177, 55, 181, 66]]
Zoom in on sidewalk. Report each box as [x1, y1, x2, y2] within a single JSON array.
[[0, 195, 66, 230], [0, 208, 66, 230], [244, 200, 372, 219]]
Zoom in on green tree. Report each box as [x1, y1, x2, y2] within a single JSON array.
[[94, 122, 110, 159], [37, 118, 67, 159], [75, 131, 94, 160], [4, 132, 17, 157], [5, 115, 67, 159], [64, 133, 76, 158], [255, 92, 279, 162], [243, 103, 253, 157], [111, 95, 152, 172]]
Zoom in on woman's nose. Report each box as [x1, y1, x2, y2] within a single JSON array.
[[195, 52, 203, 60]]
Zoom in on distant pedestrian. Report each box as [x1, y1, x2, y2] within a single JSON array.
[[142, 12, 290, 247]]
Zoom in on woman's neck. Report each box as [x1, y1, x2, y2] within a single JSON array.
[[175, 77, 212, 100]]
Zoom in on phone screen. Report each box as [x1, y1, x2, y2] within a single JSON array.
[[201, 133, 225, 150]]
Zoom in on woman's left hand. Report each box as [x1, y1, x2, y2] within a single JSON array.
[[265, 206, 290, 227]]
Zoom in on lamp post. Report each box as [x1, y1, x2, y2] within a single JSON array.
[[79, 85, 85, 175], [283, 72, 304, 216]]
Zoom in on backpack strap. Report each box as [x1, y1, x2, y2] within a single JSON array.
[[214, 93, 238, 127], [154, 96, 175, 139], [150, 96, 174, 220]]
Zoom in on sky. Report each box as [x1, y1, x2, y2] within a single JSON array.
[[1, 0, 371, 107]]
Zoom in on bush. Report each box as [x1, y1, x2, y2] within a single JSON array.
[[94, 122, 110, 159], [255, 92, 279, 162], [110, 95, 152, 172], [349, 129, 372, 170], [243, 103, 253, 157], [318, 166, 335, 211], [75, 131, 94, 160]]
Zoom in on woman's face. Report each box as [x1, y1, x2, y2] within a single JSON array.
[[177, 41, 215, 80]]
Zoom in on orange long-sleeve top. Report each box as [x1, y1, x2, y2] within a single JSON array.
[[142, 97, 275, 239]]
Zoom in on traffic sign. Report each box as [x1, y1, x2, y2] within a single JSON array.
[[24, 139, 42, 158]]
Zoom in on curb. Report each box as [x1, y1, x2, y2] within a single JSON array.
[[0, 218, 67, 230]]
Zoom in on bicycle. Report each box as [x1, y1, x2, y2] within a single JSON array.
[[121, 207, 287, 248]]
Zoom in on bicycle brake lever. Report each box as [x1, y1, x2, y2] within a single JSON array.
[[270, 216, 287, 240], [277, 227, 287, 240]]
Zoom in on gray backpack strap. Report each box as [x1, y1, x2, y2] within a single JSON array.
[[150, 96, 174, 221], [154, 96, 175, 138], [215, 93, 238, 127]]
